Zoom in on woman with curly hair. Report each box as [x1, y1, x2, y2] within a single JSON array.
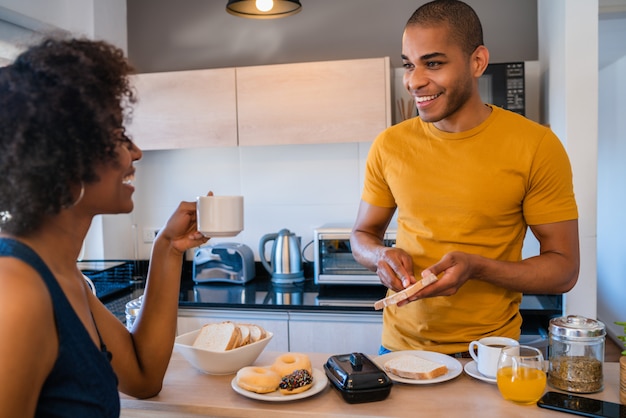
[[0, 36, 209, 417]]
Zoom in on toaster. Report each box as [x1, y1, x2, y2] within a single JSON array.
[[324, 352, 392, 403], [193, 243, 255, 284]]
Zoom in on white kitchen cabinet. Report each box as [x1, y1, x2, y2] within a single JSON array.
[[125, 58, 391, 148], [177, 308, 289, 352], [126, 68, 238, 150], [177, 308, 383, 355], [236, 57, 391, 146], [288, 311, 382, 355]]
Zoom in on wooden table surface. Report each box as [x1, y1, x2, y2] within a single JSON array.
[[120, 351, 623, 418]]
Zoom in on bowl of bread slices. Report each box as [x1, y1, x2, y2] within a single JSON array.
[[175, 321, 273, 375]]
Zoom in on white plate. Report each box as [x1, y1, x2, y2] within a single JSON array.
[[373, 351, 462, 384], [231, 368, 328, 402], [463, 360, 497, 384]]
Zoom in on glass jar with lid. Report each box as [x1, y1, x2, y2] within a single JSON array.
[[548, 315, 606, 393], [125, 295, 143, 331]]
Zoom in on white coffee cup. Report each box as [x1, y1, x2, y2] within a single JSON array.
[[468, 336, 520, 378], [196, 195, 244, 237]]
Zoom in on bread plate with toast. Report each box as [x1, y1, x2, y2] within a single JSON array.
[[372, 351, 462, 384]]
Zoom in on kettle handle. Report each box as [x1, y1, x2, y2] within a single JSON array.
[[258, 232, 278, 274]]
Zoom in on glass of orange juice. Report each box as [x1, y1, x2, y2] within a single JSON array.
[[496, 345, 547, 404]]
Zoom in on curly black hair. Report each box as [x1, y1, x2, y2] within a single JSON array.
[[406, 0, 484, 56], [0, 36, 136, 236]]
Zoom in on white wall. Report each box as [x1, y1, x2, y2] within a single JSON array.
[[538, 0, 599, 319], [93, 0, 127, 52], [0, 18, 31, 65], [0, 0, 91, 35], [106, 142, 372, 262], [0, 0, 126, 51], [597, 53, 626, 343]]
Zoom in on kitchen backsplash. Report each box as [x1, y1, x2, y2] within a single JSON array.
[[83, 141, 374, 261]]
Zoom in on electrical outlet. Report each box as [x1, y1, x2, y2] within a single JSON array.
[[142, 227, 160, 243]]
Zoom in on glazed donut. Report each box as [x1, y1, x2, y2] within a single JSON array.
[[271, 353, 312, 377], [236, 366, 281, 394], [279, 369, 313, 395]]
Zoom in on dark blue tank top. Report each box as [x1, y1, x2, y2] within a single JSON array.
[[0, 238, 120, 418]]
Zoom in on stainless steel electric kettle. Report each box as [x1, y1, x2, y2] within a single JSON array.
[[259, 228, 304, 284]]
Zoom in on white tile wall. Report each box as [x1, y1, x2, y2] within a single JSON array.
[[89, 142, 375, 261]]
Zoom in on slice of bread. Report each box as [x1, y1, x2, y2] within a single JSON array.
[[383, 354, 448, 380], [246, 324, 266, 343], [192, 321, 241, 352], [236, 323, 251, 347], [374, 273, 438, 310]]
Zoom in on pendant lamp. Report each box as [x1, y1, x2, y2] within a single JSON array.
[[226, 0, 302, 19]]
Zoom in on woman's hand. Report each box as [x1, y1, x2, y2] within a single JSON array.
[[156, 201, 209, 255]]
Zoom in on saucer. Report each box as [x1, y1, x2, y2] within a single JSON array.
[[464, 360, 496, 384]]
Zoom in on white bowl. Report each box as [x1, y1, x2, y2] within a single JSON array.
[[174, 329, 273, 375]]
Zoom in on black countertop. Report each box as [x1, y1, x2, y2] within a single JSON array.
[[178, 260, 388, 312], [178, 276, 388, 312], [79, 260, 143, 303]]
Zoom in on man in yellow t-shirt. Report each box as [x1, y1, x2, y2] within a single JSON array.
[[350, 0, 579, 356]]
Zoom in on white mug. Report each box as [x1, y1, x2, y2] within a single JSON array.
[[469, 336, 520, 378], [196, 195, 244, 237]]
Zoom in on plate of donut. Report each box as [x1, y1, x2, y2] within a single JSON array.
[[231, 368, 328, 401]]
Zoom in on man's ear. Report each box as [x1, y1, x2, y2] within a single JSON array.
[[472, 45, 490, 78]]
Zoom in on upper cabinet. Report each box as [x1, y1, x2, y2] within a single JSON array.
[[125, 57, 391, 150], [126, 68, 238, 150], [236, 57, 391, 146]]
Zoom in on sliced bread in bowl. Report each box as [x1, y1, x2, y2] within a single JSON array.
[[192, 321, 241, 351]]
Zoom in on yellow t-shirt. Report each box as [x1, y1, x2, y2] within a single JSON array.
[[362, 106, 578, 354]]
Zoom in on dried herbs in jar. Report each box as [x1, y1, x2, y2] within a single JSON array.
[[548, 355, 603, 393], [548, 316, 606, 393]]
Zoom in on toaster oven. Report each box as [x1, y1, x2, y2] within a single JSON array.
[[313, 225, 396, 285]]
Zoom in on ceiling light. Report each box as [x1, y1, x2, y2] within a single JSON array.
[[226, 0, 302, 19]]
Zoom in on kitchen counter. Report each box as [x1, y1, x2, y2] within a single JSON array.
[[179, 274, 560, 314], [120, 351, 623, 418], [179, 276, 387, 312]]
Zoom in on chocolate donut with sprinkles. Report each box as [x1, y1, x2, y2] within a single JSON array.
[[278, 369, 313, 395]]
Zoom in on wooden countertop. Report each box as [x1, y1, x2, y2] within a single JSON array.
[[120, 351, 623, 418]]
